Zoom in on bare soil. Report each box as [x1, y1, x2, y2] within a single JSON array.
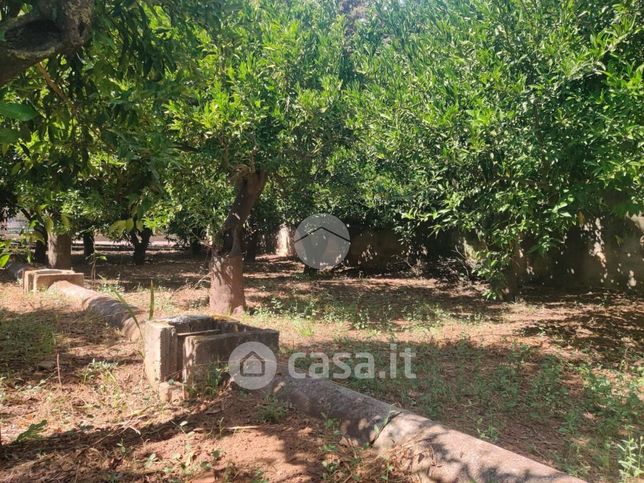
[[1, 250, 642, 482], [0, 264, 406, 482]]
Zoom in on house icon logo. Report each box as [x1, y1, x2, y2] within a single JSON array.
[[240, 351, 266, 377], [294, 214, 350, 270], [228, 342, 277, 390]]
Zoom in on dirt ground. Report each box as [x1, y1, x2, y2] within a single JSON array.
[[0, 262, 406, 482], [1, 249, 643, 482]]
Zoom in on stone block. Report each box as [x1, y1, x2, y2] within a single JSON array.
[[142, 315, 279, 388], [182, 329, 279, 384], [23, 269, 58, 292], [143, 320, 178, 387], [33, 271, 84, 291], [22, 269, 83, 292]]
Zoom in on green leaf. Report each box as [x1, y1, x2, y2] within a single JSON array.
[[0, 127, 20, 144], [0, 253, 10, 268], [0, 102, 38, 121], [108, 220, 128, 235], [16, 420, 47, 442]]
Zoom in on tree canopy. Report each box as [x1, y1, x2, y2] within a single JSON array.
[[1, 0, 642, 302]]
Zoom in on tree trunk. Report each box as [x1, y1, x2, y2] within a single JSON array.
[[209, 170, 267, 315], [0, 0, 94, 86], [47, 232, 72, 269], [34, 227, 49, 265], [190, 238, 204, 256], [244, 230, 259, 263], [210, 255, 246, 314], [83, 231, 95, 258], [491, 243, 525, 302], [130, 228, 152, 265]]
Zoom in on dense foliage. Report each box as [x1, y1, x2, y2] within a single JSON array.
[[344, 0, 643, 292], [1, 0, 642, 296]]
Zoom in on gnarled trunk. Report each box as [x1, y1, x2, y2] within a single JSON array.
[[209, 170, 267, 315], [130, 228, 151, 265], [83, 231, 94, 258], [0, 0, 94, 86], [47, 232, 72, 269]]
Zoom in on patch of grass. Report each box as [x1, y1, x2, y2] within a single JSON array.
[[0, 313, 55, 370], [293, 318, 316, 337], [80, 359, 124, 408], [324, 336, 642, 481], [257, 395, 288, 424], [319, 416, 405, 482]]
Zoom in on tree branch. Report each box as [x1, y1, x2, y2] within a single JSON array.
[[0, 0, 94, 86]]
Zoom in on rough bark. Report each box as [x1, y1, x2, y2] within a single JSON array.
[[82, 231, 94, 258], [210, 170, 267, 314], [0, 0, 94, 86], [209, 254, 245, 314], [47, 231, 72, 269], [130, 228, 151, 265], [33, 227, 48, 264], [244, 229, 259, 263]]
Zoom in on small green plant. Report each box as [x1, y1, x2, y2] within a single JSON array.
[[617, 436, 643, 482], [476, 417, 500, 443], [526, 356, 567, 416], [86, 252, 107, 282], [258, 395, 287, 423], [81, 359, 119, 384], [108, 282, 155, 342], [293, 318, 315, 337], [203, 364, 227, 396], [15, 419, 47, 442]]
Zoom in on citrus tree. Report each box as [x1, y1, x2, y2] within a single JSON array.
[[0, 0, 205, 266], [166, 0, 349, 313], [347, 0, 643, 298]]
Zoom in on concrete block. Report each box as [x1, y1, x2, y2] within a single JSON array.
[[142, 314, 279, 388], [143, 321, 178, 387], [33, 271, 84, 291], [182, 329, 279, 384], [159, 381, 185, 404], [23, 269, 58, 292], [23, 269, 83, 292]]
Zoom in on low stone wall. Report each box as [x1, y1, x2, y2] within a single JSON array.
[[457, 216, 644, 293], [50, 280, 144, 340], [264, 372, 585, 483], [346, 226, 410, 271]]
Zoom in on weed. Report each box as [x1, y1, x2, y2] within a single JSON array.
[[81, 359, 119, 384], [0, 314, 55, 370], [476, 416, 501, 443], [81, 359, 123, 407], [15, 419, 47, 442], [617, 435, 643, 482], [258, 395, 288, 423], [200, 364, 227, 397], [526, 356, 567, 416]]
